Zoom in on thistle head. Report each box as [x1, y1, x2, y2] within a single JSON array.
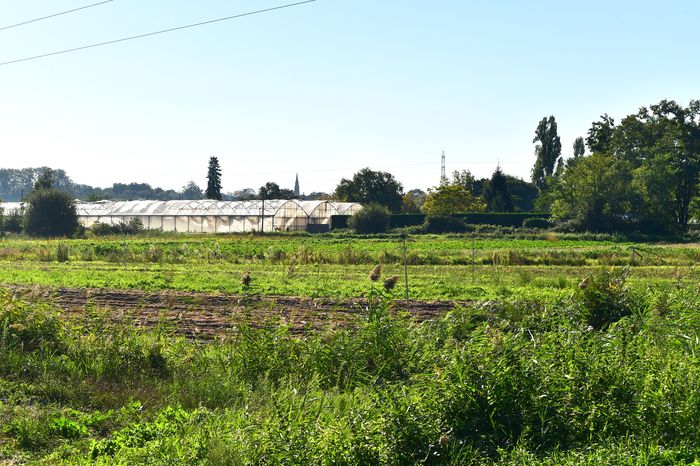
[[241, 271, 252, 287], [369, 265, 382, 282], [383, 275, 400, 292]]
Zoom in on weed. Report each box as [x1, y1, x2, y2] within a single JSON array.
[[55, 243, 69, 262], [575, 268, 634, 329]]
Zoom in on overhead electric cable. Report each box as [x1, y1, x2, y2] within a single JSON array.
[[0, 1, 114, 32], [0, 0, 317, 67]]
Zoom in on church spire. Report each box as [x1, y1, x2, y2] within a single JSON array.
[[294, 173, 300, 198]]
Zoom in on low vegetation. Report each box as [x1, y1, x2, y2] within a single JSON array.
[[1, 268, 698, 464]]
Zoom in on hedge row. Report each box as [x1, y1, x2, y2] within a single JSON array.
[[331, 213, 551, 230]]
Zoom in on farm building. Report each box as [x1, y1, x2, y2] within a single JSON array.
[[74, 199, 362, 233]]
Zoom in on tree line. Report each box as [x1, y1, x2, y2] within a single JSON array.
[[334, 99, 699, 234], [533, 100, 699, 233], [2, 98, 697, 236]]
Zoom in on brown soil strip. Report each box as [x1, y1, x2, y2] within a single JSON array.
[[5, 286, 465, 340]]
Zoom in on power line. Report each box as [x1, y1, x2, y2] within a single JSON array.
[[0, 1, 114, 32], [0, 0, 317, 67]]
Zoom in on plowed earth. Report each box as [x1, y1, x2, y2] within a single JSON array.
[[6, 286, 463, 340]]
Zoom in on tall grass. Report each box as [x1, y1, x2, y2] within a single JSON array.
[[0, 274, 699, 464]]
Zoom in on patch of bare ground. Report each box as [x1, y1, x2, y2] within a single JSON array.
[[5, 286, 465, 340]]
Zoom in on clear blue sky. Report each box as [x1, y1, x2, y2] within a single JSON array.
[[1, 0, 698, 194]]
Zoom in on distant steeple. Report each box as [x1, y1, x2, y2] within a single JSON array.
[[294, 173, 300, 197]]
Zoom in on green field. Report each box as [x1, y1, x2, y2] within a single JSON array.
[[1, 233, 699, 464], [0, 233, 698, 301]]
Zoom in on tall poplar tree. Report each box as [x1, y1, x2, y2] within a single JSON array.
[[531, 116, 562, 190], [206, 156, 222, 200], [573, 137, 586, 158]]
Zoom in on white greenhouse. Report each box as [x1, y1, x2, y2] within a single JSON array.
[[72, 199, 362, 233]]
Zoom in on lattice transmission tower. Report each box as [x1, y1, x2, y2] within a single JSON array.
[[440, 150, 447, 185]]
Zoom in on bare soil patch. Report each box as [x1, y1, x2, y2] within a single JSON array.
[[6, 286, 464, 340]]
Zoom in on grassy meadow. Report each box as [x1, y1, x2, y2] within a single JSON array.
[[0, 232, 699, 464]]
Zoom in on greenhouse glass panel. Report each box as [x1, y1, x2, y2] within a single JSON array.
[[2, 200, 363, 234]]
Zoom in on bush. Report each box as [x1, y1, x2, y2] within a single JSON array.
[[576, 268, 634, 329], [349, 204, 391, 234], [3, 208, 24, 233], [522, 217, 552, 229], [90, 218, 144, 236], [90, 222, 114, 236], [56, 243, 70, 262], [23, 189, 79, 237], [422, 216, 473, 234], [0, 292, 67, 353]]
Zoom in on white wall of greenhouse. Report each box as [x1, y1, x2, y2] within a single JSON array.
[[69, 200, 362, 233]]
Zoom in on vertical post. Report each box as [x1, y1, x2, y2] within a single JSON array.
[[401, 234, 409, 305], [471, 235, 475, 284], [261, 199, 265, 233]]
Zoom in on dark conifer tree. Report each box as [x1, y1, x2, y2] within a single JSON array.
[[485, 166, 514, 212], [206, 157, 222, 200]]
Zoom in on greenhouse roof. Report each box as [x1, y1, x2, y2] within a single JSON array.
[[74, 200, 362, 217]]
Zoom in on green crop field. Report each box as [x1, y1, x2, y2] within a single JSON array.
[[1, 233, 699, 464], [0, 233, 698, 301]]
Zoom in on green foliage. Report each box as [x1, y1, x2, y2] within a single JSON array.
[[205, 156, 222, 200], [532, 116, 562, 190], [422, 215, 472, 233], [335, 168, 404, 213], [400, 190, 424, 213], [551, 153, 634, 232], [181, 181, 203, 200], [55, 243, 70, 262], [90, 218, 144, 236], [259, 181, 295, 200], [575, 268, 634, 329], [33, 168, 55, 191], [484, 166, 514, 212], [522, 217, 551, 229], [3, 207, 24, 233], [423, 183, 486, 216], [0, 291, 66, 352], [573, 136, 586, 158], [23, 189, 79, 237], [584, 100, 700, 230], [349, 204, 391, 234], [0, 283, 699, 463]]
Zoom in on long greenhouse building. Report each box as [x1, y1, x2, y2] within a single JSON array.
[[3, 200, 363, 233]]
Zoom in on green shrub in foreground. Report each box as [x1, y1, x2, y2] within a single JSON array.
[[0, 278, 699, 464]]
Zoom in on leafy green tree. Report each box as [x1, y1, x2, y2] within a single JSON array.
[[205, 156, 222, 200], [335, 168, 403, 213], [484, 166, 514, 212], [532, 116, 562, 190], [585, 114, 616, 154], [259, 182, 295, 200], [23, 189, 79, 237], [585, 100, 700, 229], [573, 137, 586, 158], [423, 183, 485, 216], [551, 153, 633, 231], [181, 181, 204, 200], [451, 170, 477, 193], [400, 189, 426, 213], [33, 168, 55, 191], [505, 176, 538, 212]]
